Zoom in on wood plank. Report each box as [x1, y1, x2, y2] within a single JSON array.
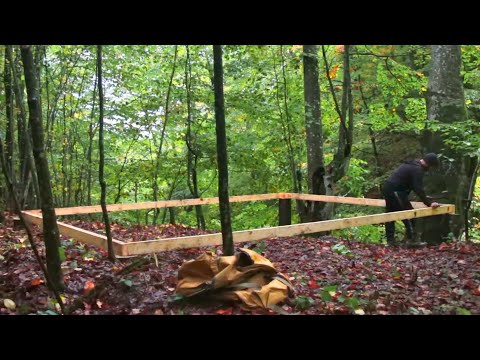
[[21, 211, 125, 254], [122, 204, 455, 255], [287, 193, 427, 208], [28, 193, 429, 216], [44, 193, 285, 216]]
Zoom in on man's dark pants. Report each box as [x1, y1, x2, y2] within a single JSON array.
[[382, 182, 415, 243]]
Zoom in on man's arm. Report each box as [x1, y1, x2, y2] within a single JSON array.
[[411, 168, 433, 206]]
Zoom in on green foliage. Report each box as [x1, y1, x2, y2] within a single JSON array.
[[337, 158, 370, 197], [58, 246, 66, 263], [338, 295, 363, 311], [331, 244, 352, 256], [231, 202, 277, 231], [4, 44, 479, 243], [36, 310, 59, 315], [334, 225, 384, 243], [320, 285, 338, 301], [252, 241, 267, 254], [120, 279, 133, 288], [293, 296, 315, 310], [456, 307, 472, 315], [426, 119, 480, 156]]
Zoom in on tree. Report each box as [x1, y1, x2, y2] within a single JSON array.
[[152, 45, 178, 224], [301, 45, 325, 222], [97, 45, 116, 262], [300, 45, 354, 222], [185, 45, 206, 230], [8, 46, 40, 208], [0, 135, 66, 312], [419, 45, 478, 243], [321, 45, 354, 220], [20, 45, 64, 291], [3, 47, 15, 215], [213, 45, 234, 255]]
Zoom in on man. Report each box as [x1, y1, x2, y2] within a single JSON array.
[[382, 153, 441, 247]]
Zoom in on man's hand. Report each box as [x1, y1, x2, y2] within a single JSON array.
[[431, 202, 440, 208]]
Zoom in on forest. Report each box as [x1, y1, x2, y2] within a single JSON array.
[[0, 45, 479, 315]]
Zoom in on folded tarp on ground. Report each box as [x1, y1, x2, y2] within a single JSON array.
[[175, 248, 294, 310]]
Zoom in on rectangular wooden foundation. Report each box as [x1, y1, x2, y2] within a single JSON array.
[[21, 193, 456, 256]]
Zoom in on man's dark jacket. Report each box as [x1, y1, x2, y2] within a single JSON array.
[[383, 160, 432, 206]]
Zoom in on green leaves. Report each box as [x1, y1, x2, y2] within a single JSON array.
[[252, 241, 267, 254], [36, 310, 59, 315], [293, 296, 315, 310], [332, 243, 352, 256], [320, 285, 338, 302], [456, 307, 472, 315], [58, 246, 66, 263], [120, 279, 133, 288]]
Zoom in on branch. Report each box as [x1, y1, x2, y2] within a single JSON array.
[[321, 45, 348, 138]]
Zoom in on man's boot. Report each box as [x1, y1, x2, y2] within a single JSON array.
[[386, 237, 400, 247], [404, 233, 427, 248]]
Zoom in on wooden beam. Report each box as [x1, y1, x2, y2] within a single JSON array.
[[287, 193, 427, 208], [44, 193, 287, 216], [28, 193, 430, 217], [122, 205, 455, 255], [21, 211, 126, 255]]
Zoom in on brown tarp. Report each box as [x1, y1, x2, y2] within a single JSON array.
[[175, 248, 294, 310]]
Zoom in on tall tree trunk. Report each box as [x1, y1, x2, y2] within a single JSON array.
[[87, 70, 98, 207], [134, 181, 140, 224], [161, 166, 182, 224], [8, 46, 40, 208], [185, 45, 206, 230], [97, 45, 116, 262], [302, 45, 326, 222], [358, 76, 380, 177], [320, 45, 355, 220], [0, 136, 65, 313], [4, 48, 15, 209], [213, 45, 234, 256], [419, 45, 477, 244], [272, 46, 302, 215], [20, 45, 64, 291], [152, 45, 178, 225], [61, 95, 68, 207], [280, 46, 299, 194]]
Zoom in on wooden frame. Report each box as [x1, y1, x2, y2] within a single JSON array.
[[21, 193, 455, 256]]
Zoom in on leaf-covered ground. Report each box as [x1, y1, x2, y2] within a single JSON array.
[[1, 216, 480, 315]]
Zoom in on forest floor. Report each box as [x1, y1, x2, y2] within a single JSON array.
[[1, 215, 480, 315]]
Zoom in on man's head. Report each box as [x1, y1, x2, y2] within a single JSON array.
[[420, 153, 440, 169]]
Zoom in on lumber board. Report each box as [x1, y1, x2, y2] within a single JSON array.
[[46, 193, 286, 216], [122, 204, 455, 255], [21, 211, 125, 254], [29, 193, 430, 216], [287, 193, 427, 208]]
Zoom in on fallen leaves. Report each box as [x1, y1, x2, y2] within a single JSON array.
[[84, 281, 95, 295], [66, 220, 213, 243], [1, 217, 480, 315], [3, 299, 16, 310], [216, 308, 233, 315], [308, 278, 320, 289], [31, 278, 44, 286]]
